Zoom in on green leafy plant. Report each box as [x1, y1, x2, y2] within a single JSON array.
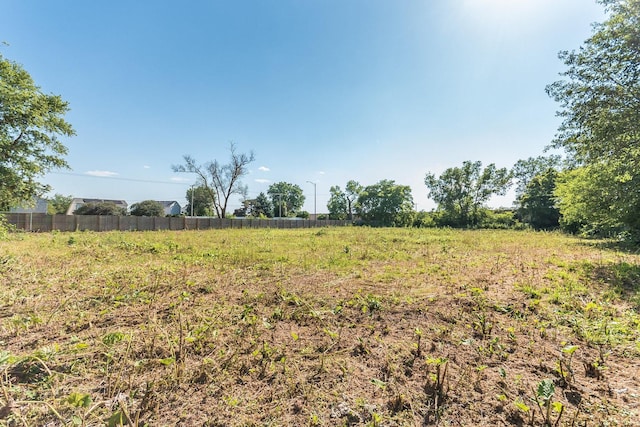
[[513, 397, 535, 425], [534, 379, 564, 427], [472, 311, 493, 339], [557, 344, 579, 385]]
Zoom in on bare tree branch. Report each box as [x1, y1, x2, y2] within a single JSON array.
[[172, 143, 254, 218]]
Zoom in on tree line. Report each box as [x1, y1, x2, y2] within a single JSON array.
[[2, 0, 639, 242]]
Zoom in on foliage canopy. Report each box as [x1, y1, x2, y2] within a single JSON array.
[[547, 0, 640, 239], [46, 193, 73, 215], [518, 169, 561, 230], [327, 181, 362, 220], [356, 179, 414, 227], [267, 182, 305, 217], [512, 156, 562, 230], [425, 161, 511, 228], [185, 185, 215, 216], [0, 54, 75, 211]]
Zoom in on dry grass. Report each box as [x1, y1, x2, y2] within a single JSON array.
[[0, 228, 639, 426]]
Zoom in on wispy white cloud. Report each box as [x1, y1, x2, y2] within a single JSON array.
[[86, 170, 119, 177], [258, 166, 270, 172], [255, 178, 271, 184], [143, 165, 151, 169], [318, 171, 325, 175], [170, 176, 191, 182]]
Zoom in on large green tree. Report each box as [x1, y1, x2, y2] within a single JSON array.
[[345, 180, 363, 221], [0, 54, 75, 211], [512, 156, 562, 229], [512, 155, 562, 201], [424, 161, 511, 227], [546, 0, 640, 239], [267, 182, 305, 217], [327, 180, 363, 220], [327, 185, 348, 220], [234, 192, 273, 218], [517, 169, 561, 230], [185, 185, 215, 216], [46, 193, 73, 214], [356, 180, 414, 227], [251, 192, 273, 218], [556, 163, 639, 236], [173, 143, 254, 218]]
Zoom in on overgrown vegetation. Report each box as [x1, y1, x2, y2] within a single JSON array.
[[1, 228, 638, 425]]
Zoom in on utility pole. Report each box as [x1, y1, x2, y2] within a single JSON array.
[[190, 184, 194, 216]]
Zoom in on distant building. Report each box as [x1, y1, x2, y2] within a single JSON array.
[[66, 198, 128, 215], [158, 201, 182, 216], [10, 197, 49, 214]]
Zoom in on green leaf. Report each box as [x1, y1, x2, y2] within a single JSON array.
[[158, 357, 175, 366], [371, 378, 387, 390], [552, 401, 564, 413], [514, 399, 530, 413], [102, 332, 125, 347], [499, 367, 506, 378], [562, 344, 579, 355], [67, 392, 92, 408], [536, 379, 555, 402]]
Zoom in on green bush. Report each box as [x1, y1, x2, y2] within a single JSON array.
[[480, 209, 520, 229], [413, 211, 436, 228], [130, 200, 165, 217], [74, 202, 127, 216]]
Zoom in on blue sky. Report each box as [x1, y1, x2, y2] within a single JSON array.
[[2, 0, 605, 213]]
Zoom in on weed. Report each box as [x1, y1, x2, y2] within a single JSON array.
[[534, 379, 564, 427], [424, 357, 449, 423], [556, 344, 579, 385], [513, 397, 535, 425], [413, 327, 423, 358], [472, 311, 493, 339]]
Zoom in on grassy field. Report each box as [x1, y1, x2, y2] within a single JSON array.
[[1, 227, 639, 426]]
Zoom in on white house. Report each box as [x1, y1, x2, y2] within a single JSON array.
[[158, 201, 182, 216]]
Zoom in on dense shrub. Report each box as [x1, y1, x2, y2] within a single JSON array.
[[74, 202, 127, 216], [412, 211, 436, 228], [130, 200, 165, 217]]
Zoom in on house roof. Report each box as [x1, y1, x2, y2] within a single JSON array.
[[157, 201, 180, 208], [9, 197, 49, 214], [72, 198, 128, 206]]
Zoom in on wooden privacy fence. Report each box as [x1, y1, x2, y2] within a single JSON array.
[[4, 213, 351, 232]]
